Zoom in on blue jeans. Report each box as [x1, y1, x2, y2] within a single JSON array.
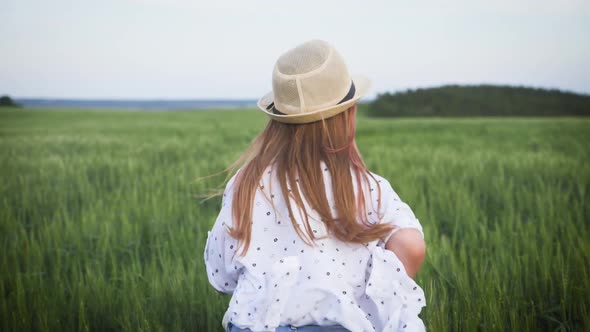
[[227, 321, 350, 331]]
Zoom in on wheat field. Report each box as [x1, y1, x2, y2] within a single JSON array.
[[1, 108, 588, 331]]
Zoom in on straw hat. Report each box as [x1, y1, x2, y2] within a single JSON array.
[[257, 39, 371, 124]]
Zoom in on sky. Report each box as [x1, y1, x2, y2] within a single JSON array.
[[1, 0, 589, 99]]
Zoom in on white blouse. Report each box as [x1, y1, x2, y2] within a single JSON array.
[[204, 161, 426, 332]]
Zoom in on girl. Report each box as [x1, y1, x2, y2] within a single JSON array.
[[203, 40, 426, 332]]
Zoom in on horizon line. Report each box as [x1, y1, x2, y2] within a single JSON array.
[[6, 83, 590, 100]]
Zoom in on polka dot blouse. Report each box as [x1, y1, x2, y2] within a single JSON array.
[[204, 161, 426, 332]]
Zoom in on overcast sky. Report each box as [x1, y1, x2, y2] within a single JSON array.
[[1, 0, 589, 99]]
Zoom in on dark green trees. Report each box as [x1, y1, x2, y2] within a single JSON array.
[[0, 95, 21, 108], [368, 85, 590, 117]]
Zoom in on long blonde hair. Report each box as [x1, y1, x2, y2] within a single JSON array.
[[200, 104, 394, 257]]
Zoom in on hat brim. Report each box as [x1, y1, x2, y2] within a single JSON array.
[[256, 74, 371, 124]]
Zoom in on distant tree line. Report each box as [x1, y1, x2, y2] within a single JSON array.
[[0, 95, 21, 108], [367, 85, 590, 117]]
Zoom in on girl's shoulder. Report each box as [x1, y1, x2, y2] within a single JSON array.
[[366, 170, 388, 183], [222, 167, 243, 198], [365, 169, 394, 191]]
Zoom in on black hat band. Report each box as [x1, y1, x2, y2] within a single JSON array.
[[267, 81, 356, 116]]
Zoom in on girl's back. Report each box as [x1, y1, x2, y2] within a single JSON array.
[[205, 160, 425, 331]]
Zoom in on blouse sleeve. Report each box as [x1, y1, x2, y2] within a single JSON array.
[[203, 172, 241, 294], [376, 176, 424, 244]]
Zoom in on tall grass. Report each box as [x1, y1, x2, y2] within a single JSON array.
[[0, 108, 588, 331]]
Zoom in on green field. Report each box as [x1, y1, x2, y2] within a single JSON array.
[[1, 108, 589, 331]]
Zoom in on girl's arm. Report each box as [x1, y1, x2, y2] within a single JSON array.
[[204, 222, 239, 294], [203, 173, 241, 294], [373, 174, 426, 279], [385, 228, 426, 278]]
